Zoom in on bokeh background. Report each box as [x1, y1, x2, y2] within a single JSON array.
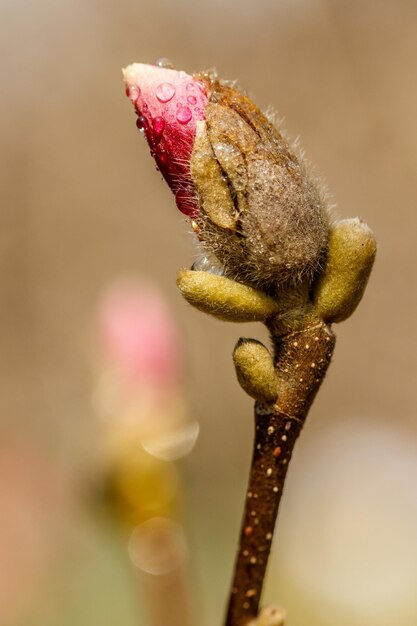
[[1, 0, 417, 625]]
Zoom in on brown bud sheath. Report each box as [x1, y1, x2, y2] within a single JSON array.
[[191, 78, 329, 290]]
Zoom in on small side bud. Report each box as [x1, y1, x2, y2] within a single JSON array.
[[233, 339, 278, 401], [313, 218, 377, 323], [176, 270, 280, 322]]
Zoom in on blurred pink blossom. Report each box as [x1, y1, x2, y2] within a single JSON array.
[[98, 279, 182, 390], [95, 279, 196, 461]]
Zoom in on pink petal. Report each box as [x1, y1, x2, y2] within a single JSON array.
[[123, 63, 208, 217]]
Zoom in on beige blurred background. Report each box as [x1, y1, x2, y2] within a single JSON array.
[[1, 1, 417, 625]]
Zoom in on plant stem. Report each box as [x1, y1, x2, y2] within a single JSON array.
[[225, 321, 335, 626]]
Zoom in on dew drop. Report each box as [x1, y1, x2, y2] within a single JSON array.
[[201, 68, 218, 82], [136, 116, 146, 132], [153, 116, 165, 136], [126, 84, 140, 102], [176, 106, 192, 124], [186, 82, 195, 91], [156, 82, 176, 103], [187, 95, 197, 105], [155, 57, 174, 69], [191, 255, 224, 276]]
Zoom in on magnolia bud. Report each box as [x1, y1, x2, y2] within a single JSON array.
[[124, 64, 329, 289]]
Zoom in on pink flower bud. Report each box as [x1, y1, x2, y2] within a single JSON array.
[[123, 63, 208, 217]]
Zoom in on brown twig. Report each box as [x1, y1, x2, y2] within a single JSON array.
[[225, 321, 335, 626]]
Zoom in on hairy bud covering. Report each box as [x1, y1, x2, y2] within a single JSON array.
[[191, 77, 329, 289]]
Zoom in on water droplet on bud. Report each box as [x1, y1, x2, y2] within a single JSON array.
[[191, 255, 224, 276], [156, 83, 176, 103], [201, 68, 218, 82], [155, 58, 174, 69], [153, 116, 165, 137], [126, 84, 141, 102], [158, 150, 169, 165], [187, 95, 197, 105], [136, 116, 146, 132], [176, 106, 192, 124]]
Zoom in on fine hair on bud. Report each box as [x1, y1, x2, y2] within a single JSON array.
[[191, 78, 330, 291]]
